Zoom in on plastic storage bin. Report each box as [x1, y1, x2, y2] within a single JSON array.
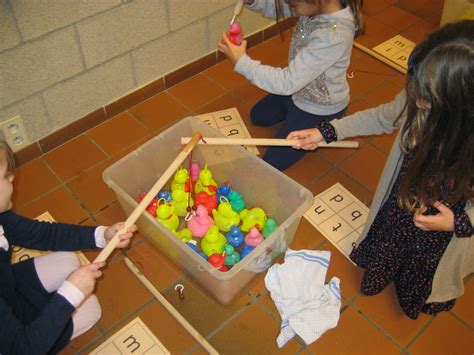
[[103, 117, 313, 304]]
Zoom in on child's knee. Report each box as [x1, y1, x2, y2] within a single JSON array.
[[86, 295, 102, 324], [81, 295, 102, 329], [57, 252, 81, 275], [71, 295, 102, 339], [250, 106, 263, 125]]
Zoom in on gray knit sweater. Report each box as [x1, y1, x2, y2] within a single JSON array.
[[235, 0, 355, 115]]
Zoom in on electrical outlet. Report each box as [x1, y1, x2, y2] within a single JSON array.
[[0, 115, 30, 152]]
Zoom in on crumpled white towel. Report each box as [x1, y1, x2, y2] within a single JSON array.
[[264, 249, 341, 348]]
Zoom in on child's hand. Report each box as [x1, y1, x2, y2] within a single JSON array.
[[67, 262, 105, 297], [287, 128, 324, 150], [218, 32, 247, 65], [413, 201, 455, 232], [104, 222, 137, 249]]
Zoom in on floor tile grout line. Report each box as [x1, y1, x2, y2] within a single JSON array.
[[448, 310, 474, 331], [78, 297, 156, 354], [348, 302, 406, 352], [17, 156, 114, 219], [403, 314, 436, 351]]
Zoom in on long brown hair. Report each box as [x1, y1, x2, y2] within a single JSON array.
[[398, 36, 474, 211], [277, 0, 364, 36]]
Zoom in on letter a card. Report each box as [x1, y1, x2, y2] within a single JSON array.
[[196, 107, 259, 155], [90, 317, 170, 354], [304, 183, 369, 263]]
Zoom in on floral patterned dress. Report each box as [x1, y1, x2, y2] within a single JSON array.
[[318, 120, 472, 319]]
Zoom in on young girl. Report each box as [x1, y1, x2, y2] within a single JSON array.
[[218, 0, 363, 170], [287, 20, 474, 319], [0, 142, 137, 353]]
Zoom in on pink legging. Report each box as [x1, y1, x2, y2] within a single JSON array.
[[33, 252, 102, 340]]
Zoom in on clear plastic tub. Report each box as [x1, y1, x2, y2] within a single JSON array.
[[103, 117, 313, 304]]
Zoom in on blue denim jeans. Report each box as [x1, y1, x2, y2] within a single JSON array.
[[250, 94, 346, 170]]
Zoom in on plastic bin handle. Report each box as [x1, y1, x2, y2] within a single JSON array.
[[93, 133, 203, 263]]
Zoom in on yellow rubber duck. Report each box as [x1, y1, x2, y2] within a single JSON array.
[[171, 167, 189, 192], [200, 226, 227, 257], [194, 164, 217, 195], [239, 207, 267, 232], [171, 188, 194, 217], [156, 202, 179, 232], [212, 198, 240, 232]]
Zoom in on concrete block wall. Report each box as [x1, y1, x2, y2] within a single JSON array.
[[0, 0, 274, 143]]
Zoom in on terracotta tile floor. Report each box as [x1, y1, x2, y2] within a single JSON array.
[[13, 2, 473, 354]]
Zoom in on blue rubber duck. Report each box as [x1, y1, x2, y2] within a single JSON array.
[[226, 225, 244, 248]]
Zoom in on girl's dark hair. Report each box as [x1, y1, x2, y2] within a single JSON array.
[[0, 141, 16, 174], [278, 0, 364, 37], [398, 25, 474, 210]]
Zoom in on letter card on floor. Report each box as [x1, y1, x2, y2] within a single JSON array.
[[372, 34, 415, 70], [90, 317, 170, 354], [304, 183, 369, 263], [197, 107, 259, 155], [11, 211, 90, 266]]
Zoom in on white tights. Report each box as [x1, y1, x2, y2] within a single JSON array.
[[33, 252, 102, 340]]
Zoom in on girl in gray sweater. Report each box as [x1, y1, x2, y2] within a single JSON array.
[[218, 0, 363, 170]]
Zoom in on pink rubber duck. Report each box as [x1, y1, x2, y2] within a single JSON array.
[[228, 22, 243, 45], [190, 161, 200, 182], [187, 205, 214, 238], [244, 227, 264, 247]]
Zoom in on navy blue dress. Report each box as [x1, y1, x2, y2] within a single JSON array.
[[350, 153, 468, 319], [317, 120, 472, 319]]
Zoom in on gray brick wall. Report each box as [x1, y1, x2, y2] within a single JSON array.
[[0, 0, 274, 143]]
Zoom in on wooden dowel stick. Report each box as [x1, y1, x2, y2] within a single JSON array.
[[353, 42, 407, 75], [124, 257, 219, 355], [180, 137, 359, 149], [93, 133, 202, 263]]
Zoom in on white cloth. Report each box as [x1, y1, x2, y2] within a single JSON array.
[[264, 249, 341, 347], [0, 225, 8, 250]]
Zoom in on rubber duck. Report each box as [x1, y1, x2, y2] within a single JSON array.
[[174, 228, 193, 243], [187, 205, 214, 238], [239, 207, 267, 232], [171, 167, 189, 192], [228, 190, 245, 212], [262, 218, 278, 238], [157, 191, 172, 203], [208, 253, 228, 272], [245, 227, 264, 247], [212, 198, 240, 232], [240, 245, 255, 259], [186, 242, 208, 260], [216, 183, 231, 204], [171, 188, 194, 217], [200, 226, 227, 257], [223, 244, 241, 266], [226, 225, 244, 248], [138, 192, 159, 217], [195, 191, 217, 216], [195, 164, 217, 195], [228, 22, 243, 46], [190, 161, 200, 182], [156, 202, 179, 232]]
